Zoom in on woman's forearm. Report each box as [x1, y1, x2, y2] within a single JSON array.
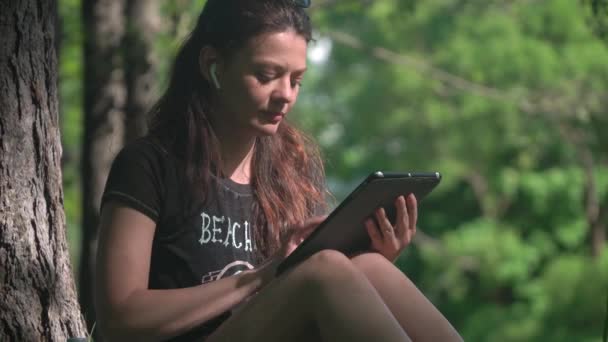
[[101, 269, 265, 341]]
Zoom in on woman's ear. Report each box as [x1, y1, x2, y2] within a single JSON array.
[[199, 46, 222, 89]]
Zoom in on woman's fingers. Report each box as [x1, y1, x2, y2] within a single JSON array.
[[365, 218, 381, 244], [407, 194, 418, 242], [394, 195, 408, 236], [406, 194, 417, 237], [303, 215, 326, 232], [294, 215, 327, 242], [363, 195, 420, 260], [388, 194, 417, 246], [306, 215, 328, 226], [374, 207, 394, 239]]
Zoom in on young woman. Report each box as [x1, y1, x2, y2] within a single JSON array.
[[95, 0, 463, 341]]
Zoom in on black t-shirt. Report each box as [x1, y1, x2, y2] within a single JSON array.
[[101, 137, 260, 341]]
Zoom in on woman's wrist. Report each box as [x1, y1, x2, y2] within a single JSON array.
[[251, 256, 280, 291], [237, 269, 263, 295], [237, 262, 272, 296]]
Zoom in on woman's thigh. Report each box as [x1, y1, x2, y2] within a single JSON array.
[[205, 250, 353, 342]]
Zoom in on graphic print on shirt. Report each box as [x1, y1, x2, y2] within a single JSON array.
[[198, 211, 255, 252], [201, 260, 255, 284], [198, 210, 256, 284]]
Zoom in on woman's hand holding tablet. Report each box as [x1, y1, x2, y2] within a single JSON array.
[[364, 193, 418, 263]]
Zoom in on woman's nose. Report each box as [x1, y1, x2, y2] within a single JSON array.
[[272, 77, 296, 104]]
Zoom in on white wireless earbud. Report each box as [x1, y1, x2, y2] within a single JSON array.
[[210, 63, 221, 89]]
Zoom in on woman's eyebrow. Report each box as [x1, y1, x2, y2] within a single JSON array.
[[253, 60, 307, 73]]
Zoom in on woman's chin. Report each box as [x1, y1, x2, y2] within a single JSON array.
[[252, 122, 281, 136]]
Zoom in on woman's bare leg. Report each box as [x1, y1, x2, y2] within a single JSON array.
[[350, 252, 463, 342], [206, 250, 411, 342]]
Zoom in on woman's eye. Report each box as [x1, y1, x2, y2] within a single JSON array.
[[256, 73, 274, 83]]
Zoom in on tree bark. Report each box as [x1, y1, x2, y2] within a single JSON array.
[[0, 0, 87, 340], [80, 0, 126, 333], [124, 0, 161, 141]]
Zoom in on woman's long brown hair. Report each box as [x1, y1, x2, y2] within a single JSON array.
[[148, 0, 327, 260]]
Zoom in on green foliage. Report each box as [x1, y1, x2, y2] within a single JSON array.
[[302, 1, 608, 340]]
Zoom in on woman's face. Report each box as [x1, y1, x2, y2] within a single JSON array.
[[214, 30, 308, 137]]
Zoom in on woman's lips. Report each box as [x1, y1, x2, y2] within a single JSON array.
[[262, 111, 285, 123]]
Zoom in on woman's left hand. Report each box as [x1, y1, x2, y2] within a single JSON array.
[[365, 194, 418, 262]]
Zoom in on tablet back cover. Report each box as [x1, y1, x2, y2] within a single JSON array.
[[277, 172, 440, 275]]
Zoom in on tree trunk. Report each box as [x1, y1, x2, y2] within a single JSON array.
[[80, 0, 126, 333], [580, 145, 605, 258], [0, 1, 87, 340], [124, 0, 161, 141]]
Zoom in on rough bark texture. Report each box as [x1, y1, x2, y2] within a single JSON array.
[[80, 0, 126, 333], [0, 0, 87, 340], [124, 0, 160, 141]]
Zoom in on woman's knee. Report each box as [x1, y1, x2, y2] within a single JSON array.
[[350, 252, 402, 276], [308, 249, 351, 267], [292, 249, 363, 288], [350, 251, 391, 266]]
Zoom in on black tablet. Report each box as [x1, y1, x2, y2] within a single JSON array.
[[276, 171, 442, 275]]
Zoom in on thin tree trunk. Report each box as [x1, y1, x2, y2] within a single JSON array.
[[80, 0, 126, 333], [578, 136, 605, 257], [0, 0, 87, 340], [124, 0, 161, 141], [556, 120, 606, 258]]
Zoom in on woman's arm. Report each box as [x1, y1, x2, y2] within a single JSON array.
[[95, 201, 274, 342]]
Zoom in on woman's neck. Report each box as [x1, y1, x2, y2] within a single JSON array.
[[214, 125, 256, 185], [223, 141, 255, 185]]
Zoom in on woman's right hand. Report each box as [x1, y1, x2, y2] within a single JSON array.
[[253, 216, 327, 288], [278, 215, 327, 259]]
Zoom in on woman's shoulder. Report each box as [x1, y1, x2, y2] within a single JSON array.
[[103, 136, 175, 222], [105, 136, 179, 194], [109, 135, 179, 174]]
